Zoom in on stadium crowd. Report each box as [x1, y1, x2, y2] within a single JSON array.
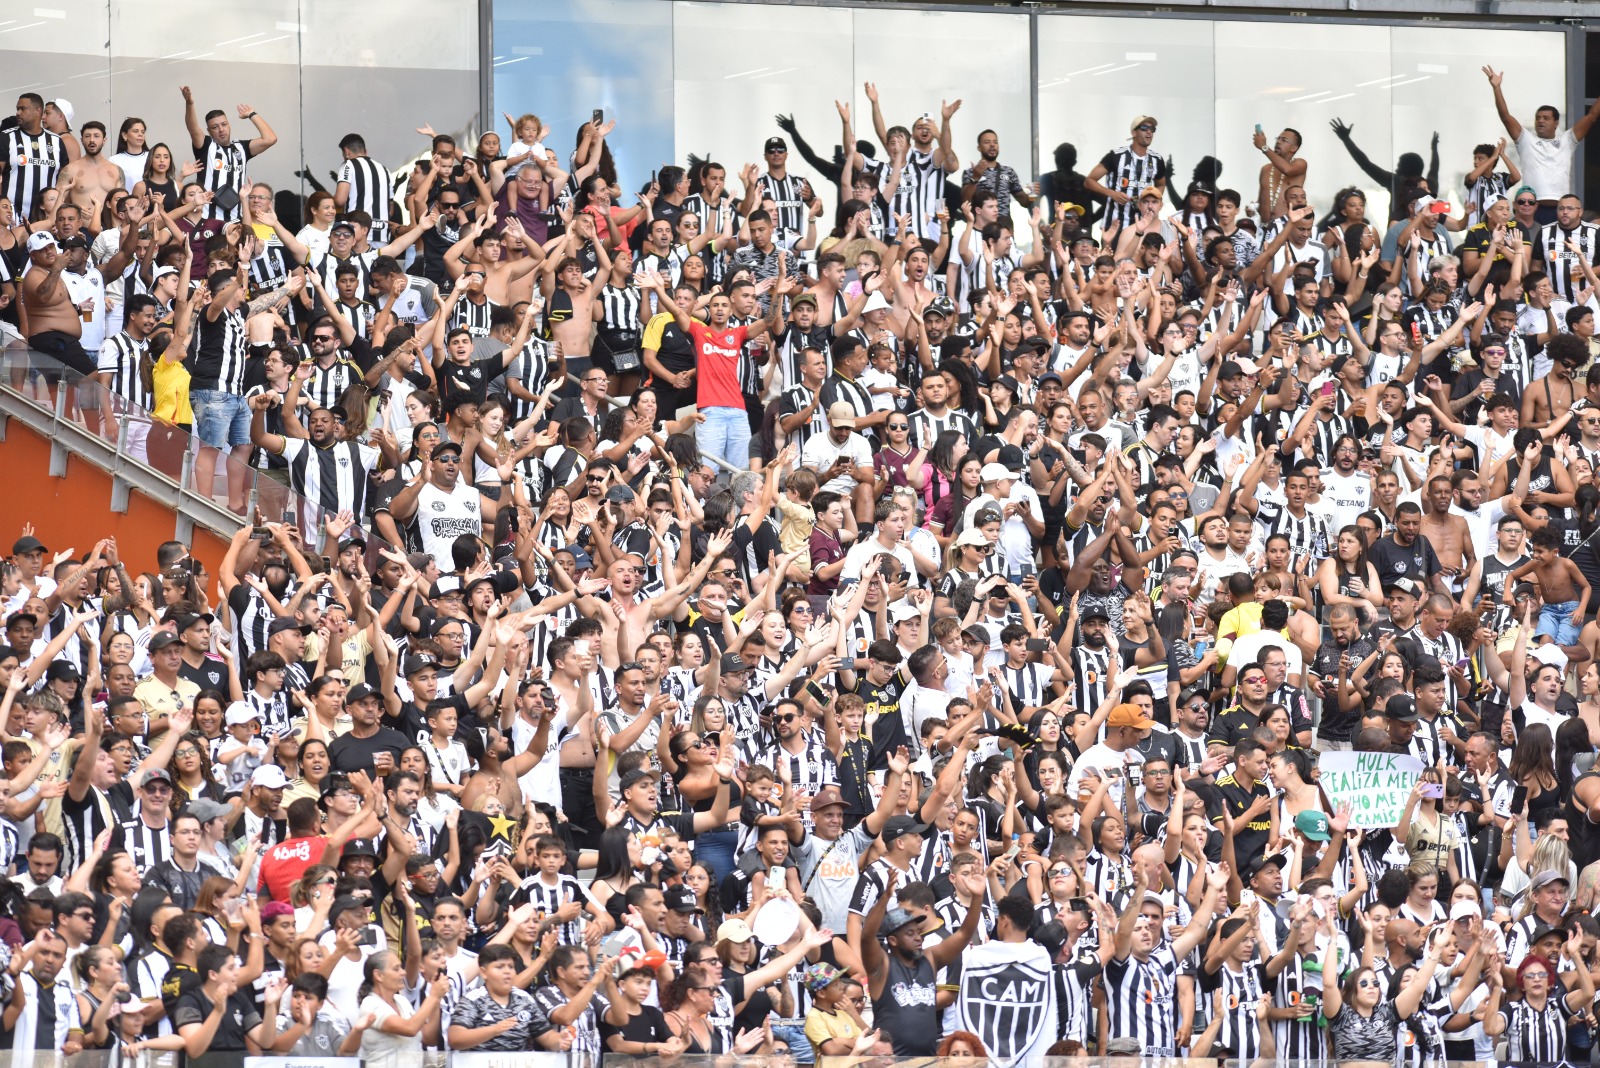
[[7, 61, 1600, 1067]]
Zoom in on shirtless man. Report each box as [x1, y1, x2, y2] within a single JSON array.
[[444, 208, 542, 305], [1525, 333, 1586, 430], [20, 232, 97, 375], [538, 213, 611, 384], [55, 121, 125, 226], [1420, 473, 1476, 592], [1253, 127, 1308, 222]]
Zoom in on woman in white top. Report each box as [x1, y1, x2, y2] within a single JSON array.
[[297, 191, 339, 263], [359, 950, 449, 1068], [109, 117, 149, 193]]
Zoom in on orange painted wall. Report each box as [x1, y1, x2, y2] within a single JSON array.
[[1, 419, 232, 574]]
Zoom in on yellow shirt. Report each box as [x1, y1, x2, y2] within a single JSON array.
[[1216, 601, 1264, 662], [152, 354, 193, 424], [804, 1008, 861, 1058], [776, 494, 815, 562], [134, 675, 200, 718]]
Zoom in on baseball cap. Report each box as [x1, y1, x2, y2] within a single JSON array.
[[890, 602, 921, 623], [345, 683, 379, 704], [330, 220, 356, 234], [141, 768, 173, 788], [150, 265, 177, 282], [186, 798, 232, 824], [147, 631, 182, 651], [1130, 115, 1157, 132], [790, 293, 817, 309], [980, 462, 1013, 483], [1244, 852, 1288, 880], [809, 786, 846, 812], [881, 907, 920, 935], [881, 815, 928, 844], [604, 484, 636, 504], [343, 838, 380, 859], [619, 768, 660, 792], [1294, 809, 1332, 842], [251, 765, 290, 790], [764, 136, 788, 153], [224, 701, 259, 726], [44, 660, 81, 682], [565, 548, 595, 571], [26, 232, 58, 253], [1385, 694, 1418, 723], [1531, 644, 1570, 673], [1388, 577, 1421, 597], [955, 528, 989, 548], [996, 444, 1026, 473], [1108, 703, 1156, 730], [1450, 899, 1482, 921], [717, 918, 754, 942], [57, 234, 87, 251], [1530, 869, 1571, 891], [719, 653, 751, 675], [826, 402, 857, 428], [662, 886, 699, 913], [803, 962, 845, 993], [403, 654, 439, 678], [11, 535, 46, 554], [327, 895, 369, 926], [51, 98, 74, 126], [267, 617, 313, 637]]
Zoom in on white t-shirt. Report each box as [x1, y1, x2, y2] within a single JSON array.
[[1515, 127, 1578, 202], [360, 993, 422, 1068], [1319, 469, 1371, 532], [962, 485, 1044, 572], [801, 429, 873, 494], [1227, 629, 1304, 681]]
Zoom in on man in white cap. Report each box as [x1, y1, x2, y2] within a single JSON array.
[[20, 231, 96, 376], [963, 459, 1043, 573], [43, 98, 77, 156]]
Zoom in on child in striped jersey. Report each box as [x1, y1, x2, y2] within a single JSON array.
[[510, 835, 593, 945]]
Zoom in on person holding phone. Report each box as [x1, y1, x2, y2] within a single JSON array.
[[1396, 768, 1462, 886]]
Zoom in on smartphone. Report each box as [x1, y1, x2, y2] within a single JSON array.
[[650, 168, 658, 190], [592, 108, 604, 126], [1068, 897, 1091, 914], [281, 509, 296, 526], [1510, 784, 1528, 813], [1421, 782, 1445, 800], [1319, 381, 1336, 398], [250, 526, 270, 540], [1454, 657, 1472, 670], [1255, 124, 1263, 135], [1002, 834, 1021, 862], [768, 865, 784, 886], [842, 657, 865, 671], [356, 927, 378, 947], [1025, 638, 1052, 653]]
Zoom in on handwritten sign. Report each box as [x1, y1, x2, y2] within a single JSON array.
[[1318, 751, 1424, 828]]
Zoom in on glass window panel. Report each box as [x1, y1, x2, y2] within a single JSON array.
[[1037, 15, 1214, 226], [1390, 26, 1566, 212], [1214, 20, 1392, 224], [0, 2, 109, 139], [674, 1, 853, 219], [494, 0, 672, 195]]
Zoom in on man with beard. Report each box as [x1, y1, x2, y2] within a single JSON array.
[[1065, 524, 1137, 637], [1319, 435, 1371, 531], [326, 684, 409, 777], [907, 368, 977, 452], [249, 381, 394, 522], [1193, 514, 1250, 606], [960, 128, 1034, 212], [1067, 608, 1114, 718], [1368, 503, 1445, 595], [1309, 604, 1376, 751], [55, 119, 125, 222], [861, 866, 985, 1056]]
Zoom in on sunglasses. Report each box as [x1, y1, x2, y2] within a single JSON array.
[[1242, 676, 1267, 685], [888, 423, 909, 431], [434, 454, 460, 464], [1357, 978, 1381, 989], [1516, 199, 1537, 206], [775, 713, 800, 724], [1136, 124, 1155, 132]]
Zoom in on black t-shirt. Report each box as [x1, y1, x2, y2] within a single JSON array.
[[600, 1003, 672, 1052], [437, 355, 508, 407], [1367, 533, 1440, 591], [179, 654, 229, 694], [327, 726, 412, 772], [171, 987, 261, 1053], [1214, 773, 1271, 868]]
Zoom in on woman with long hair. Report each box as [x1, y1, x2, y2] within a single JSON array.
[[682, 861, 722, 936], [933, 519, 999, 616], [937, 1032, 989, 1058], [927, 454, 984, 547], [589, 824, 644, 913], [358, 950, 448, 1068], [75, 947, 132, 1049], [1578, 662, 1600, 749], [921, 428, 969, 517], [1396, 767, 1461, 885], [134, 143, 186, 211], [1269, 748, 1323, 828], [170, 730, 227, 807], [672, 729, 742, 884], [1315, 524, 1384, 621], [1509, 723, 1561, 823], [193, 874, 243, 948], [284, 737, 333, 807], [1555, 715, 1598, 798]]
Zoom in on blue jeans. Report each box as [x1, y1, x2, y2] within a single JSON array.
[[694, 826, 739, 887], [697, 405, 750, 470], [1538, 599, 1582, 646], [190, 389, 251, 449]]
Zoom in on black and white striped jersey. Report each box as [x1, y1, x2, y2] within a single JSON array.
[[598, 283, 643, 332], [1499, 998, 1569, 1062], [533, 985, 600, 1059], [1535, 220, 1600, 302], [779, 384, 825, 454], [113, 816, 172, 871], [681, 193, 735, 282], [1253, 503, 1329, 561], [245, 687, 293, 738], [450, 296, 496, 338], [511, 872, 589, 945], [1083, 846, 1134, 911], [1097, 147, 1168, 228], [1000, 661, 1055, 713], [4, 126, 66, 219], [189, 306, 248, 392], [329, 299, 375, 341], [278, 438, 381, 519], [1069, 645, 1112, 719], [300, 354, 364, 411], [508, 335, 555, 420], [1054, 948, 1101, 1044], [760, 738, 839, 803], [879, 151, 950, 242], [1104, 947, 1181, 1052], [194, 136, 253, 221], [309, 251, 377, 306], [908, 406, 978, 450], [757, 172, 809, 234], [97, 332, 152, 411], [1271, 954, 1325, 1060], [337, 156, 393, 239], [1214, 964, 1263, 1058]]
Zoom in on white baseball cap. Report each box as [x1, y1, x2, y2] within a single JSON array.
[[26, 232, 58, 253]]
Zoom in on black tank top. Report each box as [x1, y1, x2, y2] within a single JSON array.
[[1566, 770, 1600, 872], [873, 952, 940, 1056]]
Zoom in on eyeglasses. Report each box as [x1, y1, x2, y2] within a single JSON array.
[[791, 603, 813, 614], [1145, 768, 1171, 777], [174, 747, 200, 757], [1357, 978, 1381, 989], [73, 910, 95, 920], [712, 569, 738, 578], [1049, 869, 1072, 878]]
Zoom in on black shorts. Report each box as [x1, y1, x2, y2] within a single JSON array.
[[27, 330, 95, 377]]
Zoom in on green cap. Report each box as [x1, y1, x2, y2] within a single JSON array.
[[1294, 809, 1331, 842]]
